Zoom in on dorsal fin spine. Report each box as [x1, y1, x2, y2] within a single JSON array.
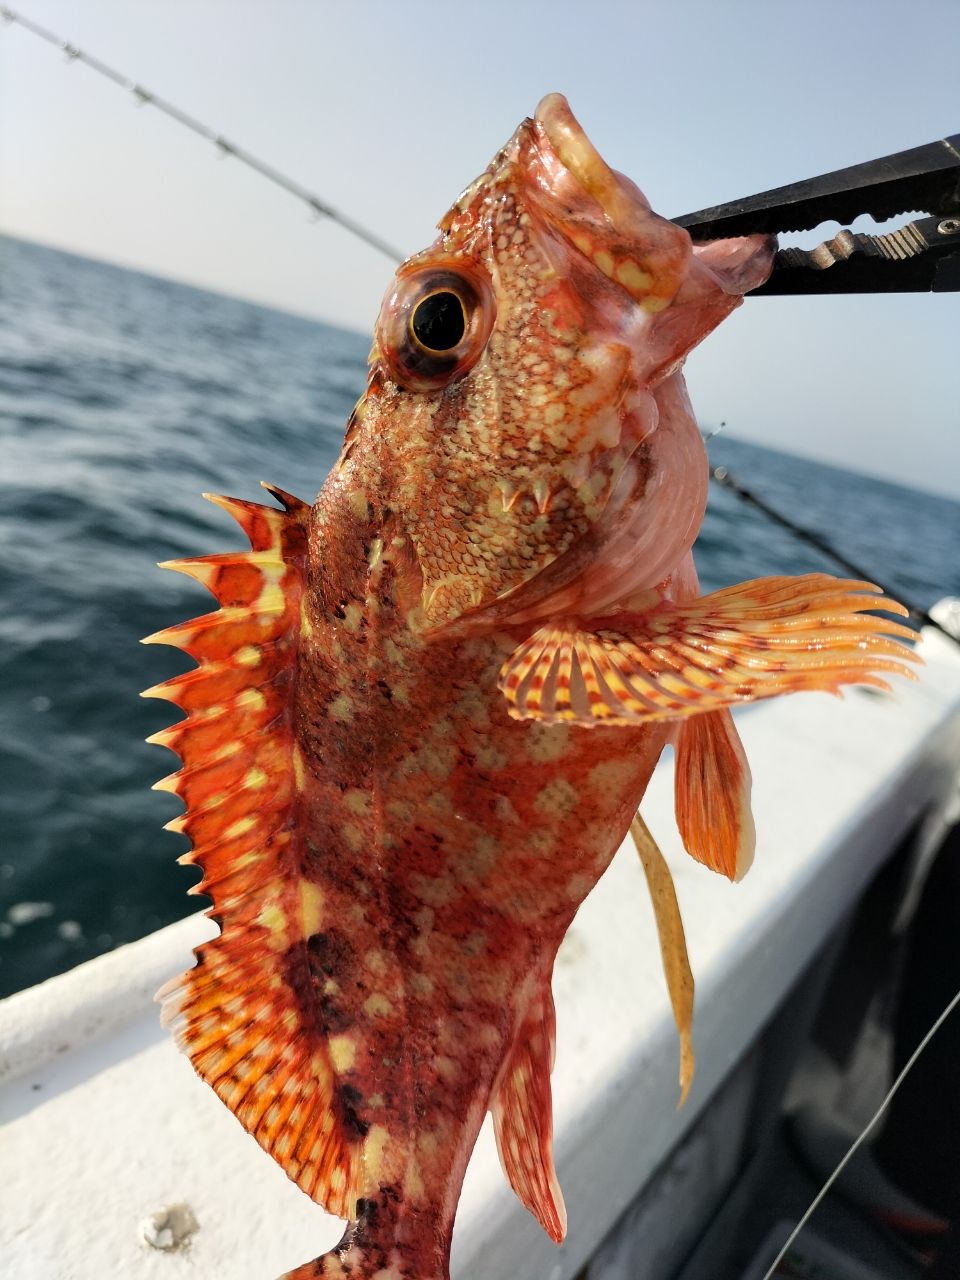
[[146, 490, 364, 1220]]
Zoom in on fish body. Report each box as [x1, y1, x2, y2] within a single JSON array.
[[146, 96, 917, 1279]]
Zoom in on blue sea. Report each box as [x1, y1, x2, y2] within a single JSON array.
[[1, 233, 958, 999]]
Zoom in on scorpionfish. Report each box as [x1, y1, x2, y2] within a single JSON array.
[[145, 95, 918, 1279]]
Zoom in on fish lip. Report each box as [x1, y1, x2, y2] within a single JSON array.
[[522, 94, 691, 311], [533, 93, 626, 217]]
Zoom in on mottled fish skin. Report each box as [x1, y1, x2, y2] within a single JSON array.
[[291, 456, 673, 1272], [147, 95, 919, 1280]]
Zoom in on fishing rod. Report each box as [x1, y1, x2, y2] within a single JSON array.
[[709, 461, 959, 648], [6, 0, 953, 649], [0, 5, 405, 264]]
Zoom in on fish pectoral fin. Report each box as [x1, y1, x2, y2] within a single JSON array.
[[630, 815, 695, 1107], [491, 987, 567, 1244], [497, 574, 920, 727], [675, 708, 755, 881], [146, 487, 363, 1219]]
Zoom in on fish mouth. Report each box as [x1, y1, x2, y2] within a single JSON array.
[[533, 93, 640, 231], [525, 94, 692, 313]]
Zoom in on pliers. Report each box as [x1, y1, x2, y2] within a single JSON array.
[[672, 132, 960, 294]]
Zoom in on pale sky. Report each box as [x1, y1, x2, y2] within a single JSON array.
[[1, 0, 958, 498]]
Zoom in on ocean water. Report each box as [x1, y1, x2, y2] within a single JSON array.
[[1, 233, 958, 999]]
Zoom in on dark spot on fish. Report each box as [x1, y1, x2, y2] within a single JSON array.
[[355, 1197, 379, 1231], [282, 928, 361, 1038], [307, 929, 355, 979], [319, 994, 351, 1033], [376, 679, 393, 701], [339, 1083, 369, 1138]]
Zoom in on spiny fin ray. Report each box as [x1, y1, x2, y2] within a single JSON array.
[[491, 988, 567, 1242], [499, 575, 921, 726], [145, 490, 363, 1219], [675, 708, 755, 881]]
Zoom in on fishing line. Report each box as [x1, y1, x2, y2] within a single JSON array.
[[0, 5, 404, 264], [5, 6, 955, 648], [8, 11, 960, 1269], [760, 982, 960, 1280], [709, 461, 960, 648]]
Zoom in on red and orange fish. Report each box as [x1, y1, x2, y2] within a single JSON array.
[[145, 95, 918, 1279]]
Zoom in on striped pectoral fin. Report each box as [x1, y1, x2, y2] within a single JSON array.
[[491, 987, 567, 1243], [674, 708, 755, 881], [143, 486, 363, 1218], [498, 574, 921, 727], [630, 815, 695, 1107]]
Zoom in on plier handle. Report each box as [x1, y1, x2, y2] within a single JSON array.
[[673, 132, 960, 294]]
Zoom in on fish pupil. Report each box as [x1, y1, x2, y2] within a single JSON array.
[[412, 292, 465, 352]]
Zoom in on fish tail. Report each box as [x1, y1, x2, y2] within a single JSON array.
[[277, 1219, 450, 1280], [278, 1251, 449, 1279]]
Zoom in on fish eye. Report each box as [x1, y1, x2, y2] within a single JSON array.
[[410, 292, 466, 353], [376, 260, 495, 393]]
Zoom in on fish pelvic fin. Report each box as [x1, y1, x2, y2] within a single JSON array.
[[675, 708, 755, 882], [144, 488, 364, 1219], [630, 815, 695, 1107], [498, 574, 921, 726], [491, 986, 567, 1243]]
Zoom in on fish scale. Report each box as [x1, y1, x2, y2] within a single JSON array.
[[146, 95, 919, 1279], [293, 450, 671, 1271]]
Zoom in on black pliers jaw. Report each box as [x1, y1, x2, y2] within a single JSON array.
[[672, 133, 960, 294]]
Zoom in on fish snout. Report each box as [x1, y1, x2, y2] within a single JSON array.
[[530, 93, 692, 313]]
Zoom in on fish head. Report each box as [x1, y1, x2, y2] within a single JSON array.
[[352, 93, 775, 633]]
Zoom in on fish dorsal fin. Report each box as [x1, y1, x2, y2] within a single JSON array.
[[498, 575, 920, 727], [675, 708, 755, 881], [144, 486, 363, 1219], [491, 987, 567, 1243]]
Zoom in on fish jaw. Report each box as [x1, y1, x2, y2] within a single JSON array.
[[527, 92, 693, 318], [528, 93, 776, 380], [359, 94, 774, 637]]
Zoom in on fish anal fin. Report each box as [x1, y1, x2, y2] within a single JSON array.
[[147, 490, 363, 1218], [499, 575, 921, 726], [675, 708, 755, 881], [491, 988, 567, 1243]]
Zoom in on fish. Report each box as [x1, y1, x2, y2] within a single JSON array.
[[143, 94, 919, 1280]]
